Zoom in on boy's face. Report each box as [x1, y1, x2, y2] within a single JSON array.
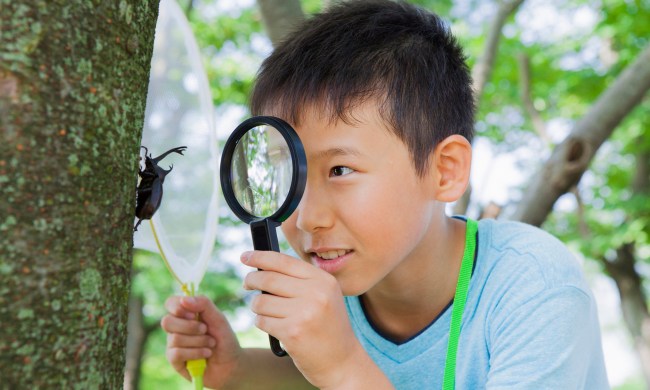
[[278, 102, 443, 296]]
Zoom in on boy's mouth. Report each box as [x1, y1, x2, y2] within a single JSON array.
[[314, 249, 352, 260], [308, 249, 353, 273]]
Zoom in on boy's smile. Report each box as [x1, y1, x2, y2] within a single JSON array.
[[278, 102, 467, 304], [309, 249, 353, 274]]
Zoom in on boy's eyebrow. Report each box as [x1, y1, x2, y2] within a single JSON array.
[[313, 147, 363, 160]]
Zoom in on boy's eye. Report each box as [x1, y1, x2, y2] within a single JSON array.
[[330, 166, 354, 177]]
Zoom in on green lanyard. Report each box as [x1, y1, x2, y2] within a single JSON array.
[[442, 218, 478, 390]]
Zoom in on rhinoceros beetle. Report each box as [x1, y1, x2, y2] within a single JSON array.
[[134, 145, 187, 231]]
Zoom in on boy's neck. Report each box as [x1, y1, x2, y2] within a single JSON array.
[[360, 216, 468, 343]]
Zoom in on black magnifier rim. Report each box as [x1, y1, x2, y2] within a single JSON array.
[[220, 116, 307, 224]]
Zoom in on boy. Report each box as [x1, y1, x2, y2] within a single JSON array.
[[161, 1, 609, 388]]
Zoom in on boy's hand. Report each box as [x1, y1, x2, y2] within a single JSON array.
[[161, 295, 242, 389], [242, 250, 367, 389]]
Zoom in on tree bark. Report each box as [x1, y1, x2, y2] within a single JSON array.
[[511, 43, 650, 226], [0, 1, 159, 387], [257, 0, 305, 47]]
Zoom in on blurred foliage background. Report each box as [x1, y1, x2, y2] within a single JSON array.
[[127, 0, 649, 389]]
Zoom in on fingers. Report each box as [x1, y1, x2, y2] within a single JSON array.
[[164, 296, 199, 320], [166, 346, 212, 362], [241, 251, 320, 298], [249, 293, 293, 318], [166, 346, 212, 380], [161, 314, 207, 335], [243, 270, 306, 297], [162, 294, 244, 387], [178, 296, 231, 336], [163, 297, 216, 381], [253, 315, 287, 345], [241, 251, 313, 279], [167, 332, 216, 349]]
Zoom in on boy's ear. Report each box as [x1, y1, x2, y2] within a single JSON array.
[[428, 135, 472, 202]]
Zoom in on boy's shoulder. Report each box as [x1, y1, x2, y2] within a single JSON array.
[[475, 218, 590, 295], [465, 219, 608, 390]]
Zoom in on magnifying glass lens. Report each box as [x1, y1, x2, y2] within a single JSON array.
[[231, 125, 293, 218]]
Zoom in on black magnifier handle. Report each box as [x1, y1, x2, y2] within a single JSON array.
[[250, 219, 288, 357]]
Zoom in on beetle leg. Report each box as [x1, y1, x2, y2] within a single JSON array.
[[138, 170, 156, 179], [133, 218, 143, 232]]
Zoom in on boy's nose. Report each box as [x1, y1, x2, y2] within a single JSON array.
[[294, 185, 334, 233]]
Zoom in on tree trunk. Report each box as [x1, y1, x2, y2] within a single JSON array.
[[123, 292, 158, 390], [511, 43, 650, 226], [0, 1, 159, 387], [257, 0, 305, 47], [602, 243, 650, 385], [124, 294, 145, 390]]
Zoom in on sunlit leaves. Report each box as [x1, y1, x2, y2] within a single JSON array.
[[189, 2, 267, 107]]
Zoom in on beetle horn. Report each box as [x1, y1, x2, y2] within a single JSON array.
[[153, 146, 187, 164], [162, 164, 174, 177]]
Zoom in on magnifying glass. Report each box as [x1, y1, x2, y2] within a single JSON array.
[[220, 116, 307, 357]]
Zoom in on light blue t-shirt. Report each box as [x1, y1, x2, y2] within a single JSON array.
[[345, 219, 609, 389]]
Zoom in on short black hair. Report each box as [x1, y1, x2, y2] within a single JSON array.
[[250, 0, 475, 176]]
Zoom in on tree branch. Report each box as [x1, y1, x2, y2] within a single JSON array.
[[517, 53, 551, 144], [472, 0, 526, 102], [516, 53, 588, 233], [632, 146, 649, 195], [511, 43, 650, 226]]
